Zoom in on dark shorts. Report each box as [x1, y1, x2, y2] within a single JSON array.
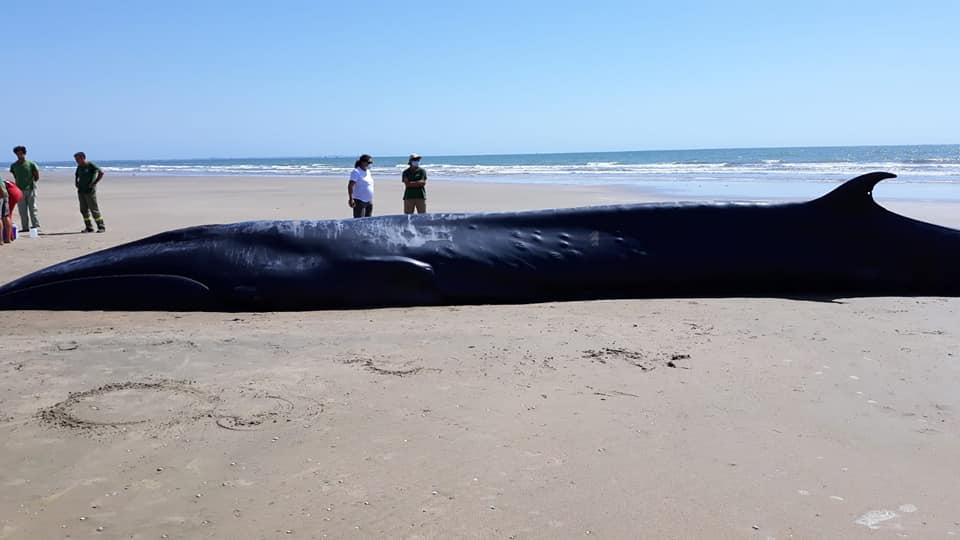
[[1, 198, 8, 218], [353, 199, 373, 218]]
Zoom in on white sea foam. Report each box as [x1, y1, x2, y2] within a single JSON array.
[[41, 159, 960, 181], [38, 146, 960, 201], [422, 160, 960, 181]]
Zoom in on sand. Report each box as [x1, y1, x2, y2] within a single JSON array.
[[1, 174, 958, 539]]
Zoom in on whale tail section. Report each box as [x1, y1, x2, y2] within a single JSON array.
[[0, 274, 219, 311]]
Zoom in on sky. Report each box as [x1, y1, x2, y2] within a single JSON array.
[[4, 0, 958, 161]]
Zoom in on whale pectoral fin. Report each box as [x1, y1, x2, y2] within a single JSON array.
[[353, 256, 436, 285], [811, 171, 897, 209], [339, 256, 438, 307], [219, 257, 439, 310], [0, 274, 217, 311]]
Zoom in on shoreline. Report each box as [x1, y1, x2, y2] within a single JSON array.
[[33, 170, 960, 200], [26, 172, 960, 228], [27, 143, 960, 186], [34, 169, 960, 202]]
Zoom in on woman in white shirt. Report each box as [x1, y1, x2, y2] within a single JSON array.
[[348, 154, 375, 218]]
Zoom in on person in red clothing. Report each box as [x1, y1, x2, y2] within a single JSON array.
[[3, 180, 23, 242], [5, 180, 22, 211], [0, 180, 7, 244], [2, 180, 21, 242]]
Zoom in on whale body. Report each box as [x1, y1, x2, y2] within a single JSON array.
[[0, 172, 958, 311]]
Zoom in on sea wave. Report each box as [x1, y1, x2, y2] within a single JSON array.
[[40, 159, 960, 182], [37, 145, 960, 184]]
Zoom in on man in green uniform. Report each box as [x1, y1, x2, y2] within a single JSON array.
[[74, 152, 106, 233], [401, 153, 427, 214], [9, 145, 40, 232]]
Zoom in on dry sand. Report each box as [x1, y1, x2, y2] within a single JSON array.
[[1, 174, 958, 539]]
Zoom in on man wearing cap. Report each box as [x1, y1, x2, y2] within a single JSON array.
[[401, 153, 427, 214]]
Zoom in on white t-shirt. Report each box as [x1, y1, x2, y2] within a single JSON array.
[[350, 167, 374, 202]]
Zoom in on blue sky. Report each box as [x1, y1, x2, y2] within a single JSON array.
[[6, 0, 958, 161]]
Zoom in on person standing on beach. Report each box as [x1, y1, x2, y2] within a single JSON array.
[[10, 146, 40, 233], [0, 177, 9, 244], [401, 153, 427, 214], [348, 154, 375, 218], [74, 152, 106, 232], [2, 180, 21, 243]]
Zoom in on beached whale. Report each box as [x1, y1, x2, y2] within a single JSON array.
[[0, 172, 957, 311]]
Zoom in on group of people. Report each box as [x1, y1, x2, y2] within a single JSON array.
[[0, 146, 107, 246], [1, 148, 415, 245], [348, 153, 428, 218]]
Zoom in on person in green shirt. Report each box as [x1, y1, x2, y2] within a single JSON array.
[[74, 152, 106, 233], [9, 145, 40, 232], [401, 153, 427, 214]]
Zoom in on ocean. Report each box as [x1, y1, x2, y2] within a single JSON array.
[[40, 144, 960, 200]]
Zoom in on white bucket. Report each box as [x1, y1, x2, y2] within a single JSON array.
[[29, 227, 39, 238]]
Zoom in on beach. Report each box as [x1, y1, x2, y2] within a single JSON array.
[[1, 173, 958, 539]]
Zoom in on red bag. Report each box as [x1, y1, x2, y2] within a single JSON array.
[[4, 181, 21, 209]]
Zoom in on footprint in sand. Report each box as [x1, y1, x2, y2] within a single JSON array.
[[214, 391, 311, 431], [582, 348, 690, 371], [341, 356, 433, 377], [38, 381, 323, 434], [37, 380, 214, 431]]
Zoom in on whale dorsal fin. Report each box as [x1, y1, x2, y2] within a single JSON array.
[[810, 171, 897, 209]]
